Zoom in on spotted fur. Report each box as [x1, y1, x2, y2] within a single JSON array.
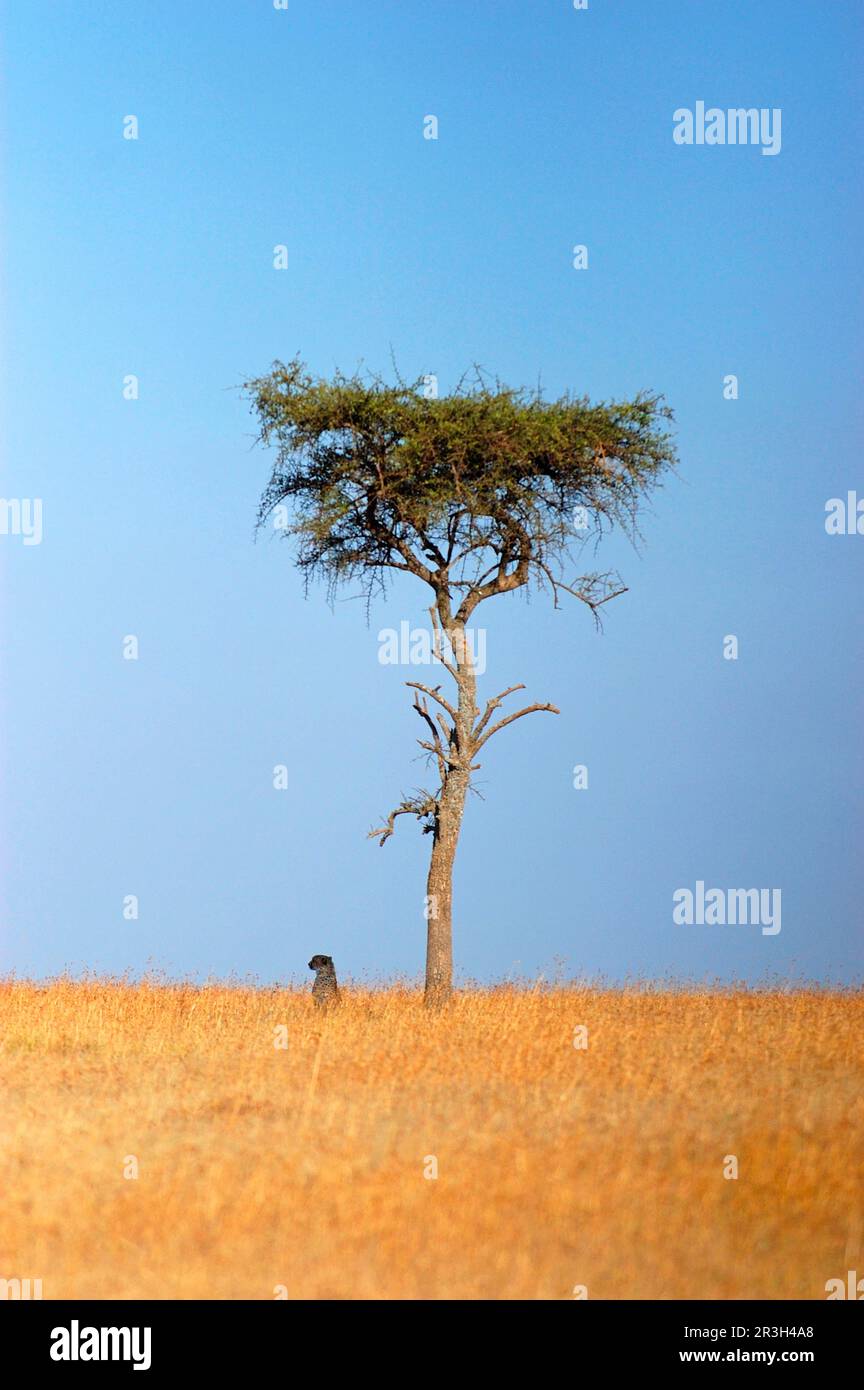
[[308, 954, 339, 1008]]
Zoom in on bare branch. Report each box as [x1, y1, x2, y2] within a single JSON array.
[[473, 683, 526, 740], [473, 702, 560, 753], [428, 605, 458, 678], [405, 681, 458, 723], [411, 692, 448, 781], [536, 559, 627, 626], [368, 791, 439, 847], [412, 691, 441, 744]]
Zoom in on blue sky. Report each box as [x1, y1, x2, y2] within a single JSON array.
[[1, 0, 861, 986]]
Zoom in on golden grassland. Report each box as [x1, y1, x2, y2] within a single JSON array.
[[0, 979, 861, 1300]]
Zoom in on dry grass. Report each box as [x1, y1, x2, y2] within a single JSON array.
[[0, 979, 861, 1300]]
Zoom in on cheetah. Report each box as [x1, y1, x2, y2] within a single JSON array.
[[308, 954, 339, 1008]]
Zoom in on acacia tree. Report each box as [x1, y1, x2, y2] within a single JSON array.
[[244, 359, 676, 1007]]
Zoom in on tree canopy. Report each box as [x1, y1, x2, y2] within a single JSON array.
[[243, 358, 677, 624]]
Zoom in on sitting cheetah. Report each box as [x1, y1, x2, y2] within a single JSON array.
[[308, 954, 339, 1008]]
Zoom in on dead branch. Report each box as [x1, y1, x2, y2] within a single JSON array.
[[411, 692, 448, 781], [428, 604, 459, 678], [473, 701, 560, 752], [473, 683, 526, 740], [368, 791, 439, 847], [405, 681, 458, 722], [536, 559, 627, 624]]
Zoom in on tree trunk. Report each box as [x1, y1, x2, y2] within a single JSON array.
[[423, 616, 476, 1009], [424, 768, 469, 1008]]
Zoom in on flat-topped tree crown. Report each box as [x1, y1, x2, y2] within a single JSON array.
[[245, 358, 676, 622], [244, 358, 677, 1007]]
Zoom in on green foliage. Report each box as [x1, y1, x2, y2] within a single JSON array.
[[243, 358, 677, 618]]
